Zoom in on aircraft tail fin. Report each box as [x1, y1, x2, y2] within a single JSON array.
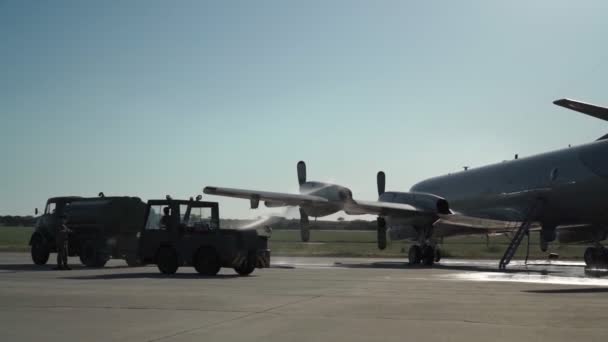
[[553, 98, 608, 122]]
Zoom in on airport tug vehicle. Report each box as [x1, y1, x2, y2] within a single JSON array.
[[138, 196, 271, 276]]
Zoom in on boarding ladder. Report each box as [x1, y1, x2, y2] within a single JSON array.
[[498, 201, 543, 270]]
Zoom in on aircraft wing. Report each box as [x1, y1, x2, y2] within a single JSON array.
[[554, 98, 608, 122], [203, 186, 329, 207], [345, 200, 425, 217], [346, 200, 517, 231], [436, 213, 519, 231]]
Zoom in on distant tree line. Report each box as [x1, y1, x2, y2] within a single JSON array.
[[0, 216, 37, 227], [221, 217, 376, 230], [0, 215, 376, 230]]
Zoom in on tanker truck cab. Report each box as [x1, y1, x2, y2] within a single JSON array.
[[31, 195, 147, 268], [30, 196, 82, 265], [138, 198, 271, 276]]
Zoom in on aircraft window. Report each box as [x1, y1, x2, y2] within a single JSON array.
[[550, 168, 559, 181], [580, 144, 608, 179]]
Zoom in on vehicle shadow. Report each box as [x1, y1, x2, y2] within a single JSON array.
[[0, 264, 88, 272], [0, 263, 144, 272], [524, 288, 608, 294], [332, 261, 564, 275], [62, 273, 247, 280]]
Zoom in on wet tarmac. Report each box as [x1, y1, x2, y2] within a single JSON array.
[[275, 256, 608, 286], [1, 253, 608, 341]]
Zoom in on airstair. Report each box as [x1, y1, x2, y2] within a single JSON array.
[[498, 201, 543, 270]]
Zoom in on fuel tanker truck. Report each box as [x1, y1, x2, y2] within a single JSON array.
[[30, 194, 271, 275], [30, 194, 146, 267]]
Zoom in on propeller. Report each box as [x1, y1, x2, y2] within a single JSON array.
[[377, 217, 387, 250], [299, 207, 310, 242], [376, 171, 387, 249], [297, 161, 307, 185], [377, 171, 385, 196]]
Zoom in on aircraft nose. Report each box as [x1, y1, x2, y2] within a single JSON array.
[[579, 143, 608, 179]]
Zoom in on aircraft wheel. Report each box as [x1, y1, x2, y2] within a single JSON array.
[[422, 245, 435, 266], [408, 245, 422, 265], [31, 236, 50, 265], [194, 248, 220, 276], [157, 246, 179, 275]]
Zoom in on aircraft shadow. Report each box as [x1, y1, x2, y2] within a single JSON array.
[[524, 288, 608, 294], [333, 261, 564, 275]]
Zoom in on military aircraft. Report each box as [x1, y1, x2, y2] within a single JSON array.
[[204, 161, 511, 243], [204, 99, 608, 269]]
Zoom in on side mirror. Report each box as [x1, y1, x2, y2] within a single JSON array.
[[35, 208, 38, 215]]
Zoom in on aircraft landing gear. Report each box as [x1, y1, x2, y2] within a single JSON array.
[[408, 225, 440, 266], [408, 245, 422, 265], [422, 245, 435, 266], [584, 246, 608, 268], [408, 244, 441, 266]]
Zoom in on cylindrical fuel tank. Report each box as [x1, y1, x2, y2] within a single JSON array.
[[64, 197, 146, 235]]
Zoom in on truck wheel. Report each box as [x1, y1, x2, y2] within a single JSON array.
[[125, 255, 142, 267], [157, 247, 179, 275], [80, 242, 108, 268], [194, 248, 220, 276], [234, 253, 256, 276], [31, 236, 50, 265]]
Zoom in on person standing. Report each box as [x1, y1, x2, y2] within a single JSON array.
[[54, 215, 71, 270], [160, 207, 171, 229]]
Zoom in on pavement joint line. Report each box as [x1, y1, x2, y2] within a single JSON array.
[[3, 305, 255, 314], [146, 295, 324, 342], [10, 305, 584, 330], [146, 312, 259, 342]]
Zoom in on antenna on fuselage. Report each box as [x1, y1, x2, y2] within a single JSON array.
[[463, 166, 469, 171]]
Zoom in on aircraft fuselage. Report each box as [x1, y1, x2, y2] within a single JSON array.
[[411, 139, 608, 227]]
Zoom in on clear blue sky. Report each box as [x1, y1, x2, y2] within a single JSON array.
[[2, 1, 607, 218]]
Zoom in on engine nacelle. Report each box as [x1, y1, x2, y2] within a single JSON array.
[[379, 191, 450, 214], [299, 182, 353, 203], [265, 201, 286, 208]]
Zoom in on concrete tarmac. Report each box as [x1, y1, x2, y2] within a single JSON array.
[[1, 253, 608, 341]]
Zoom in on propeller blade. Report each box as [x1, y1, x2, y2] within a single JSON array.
[[299, 207, 309, 225], [377, 216, 387, 250], [299, 207, 310, 242], [377, 171, 386, 196], [297, 161, 307, 185]]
